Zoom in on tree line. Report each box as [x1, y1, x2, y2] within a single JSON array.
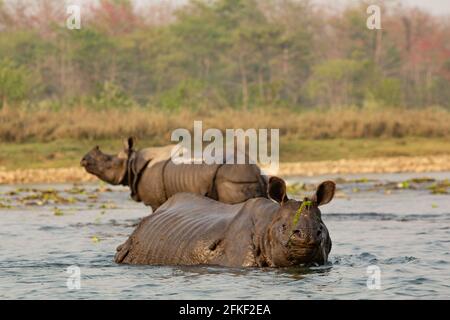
[[0, 0, 449, 110]]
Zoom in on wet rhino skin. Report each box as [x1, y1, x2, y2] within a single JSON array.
[[115, 193, 280, 267]]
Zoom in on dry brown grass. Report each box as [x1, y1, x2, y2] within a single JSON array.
[[0, 106, 449, 143]]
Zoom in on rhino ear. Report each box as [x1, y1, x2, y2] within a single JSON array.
[[268, 176, 288, 204], [123, 136, 136, 152], [313, 181, 336, 206]]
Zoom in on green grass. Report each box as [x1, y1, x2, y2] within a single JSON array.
[[1, 137, 449, 170], [0, 138, 164, 170], [280, 137, 450, 162], [0, 139, 121, 170]]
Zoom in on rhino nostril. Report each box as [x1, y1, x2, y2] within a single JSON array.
[[317, 229, 322, 237], [293, 229, 301, 237]]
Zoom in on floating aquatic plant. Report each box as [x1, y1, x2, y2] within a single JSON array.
[[410, 178, 435, 184], [0, 202, 13, 209], [335, 177, 371, 184], [397, 181, 410, 189], [65, 187, 86, 195], [19, 189, 72, 206], [53, 207, 64, 216], [99, 203, 117, 209], [286, 182, 307, 195], [428, 180, 449, 195], [88, 194, 98, 200]]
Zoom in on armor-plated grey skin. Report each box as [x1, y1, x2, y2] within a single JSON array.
[[115, 177, 335, 267], [81, 138, 268, 211]]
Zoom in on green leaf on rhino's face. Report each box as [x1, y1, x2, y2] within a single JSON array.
[[292, 200, 312, 227]]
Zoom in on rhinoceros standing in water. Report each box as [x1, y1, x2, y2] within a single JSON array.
[[81, 137, 268, 211], [115, 177, 334, 267]]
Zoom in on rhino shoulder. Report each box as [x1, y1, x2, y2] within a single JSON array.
[[211, 197, 279, 267], [159, 192, 245, 218]]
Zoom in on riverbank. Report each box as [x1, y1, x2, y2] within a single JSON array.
[[277, 155, 450, 176], [1, 136, 449, 184], [1, 154, 450, 184]]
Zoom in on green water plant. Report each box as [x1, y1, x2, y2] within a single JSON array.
[[397, 181, 410, 189], [292, 200, 313, 227], [427, 179, 449, 194], [286, 183, 308, 195], [53, 207, 64, 216], [0, 202, 13, 209]]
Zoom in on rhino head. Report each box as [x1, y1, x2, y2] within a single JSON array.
[[266, 177, 335, 266], [81, 137, 135, 185]]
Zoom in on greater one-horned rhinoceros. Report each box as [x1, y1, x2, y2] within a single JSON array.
[[115, 177, 334, 267], [81, 137, 267, 210]]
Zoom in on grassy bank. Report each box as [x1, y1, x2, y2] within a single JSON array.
[[1, 106, 449, 143], [1, 106, 449, 171], [1, 137, 450, 170]]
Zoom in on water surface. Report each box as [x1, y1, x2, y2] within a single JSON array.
[[1, 172, 449, 299]]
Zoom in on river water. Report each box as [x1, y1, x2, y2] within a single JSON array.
[[0, 172, 449, 299]]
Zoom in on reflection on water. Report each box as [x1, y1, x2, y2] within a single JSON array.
[[0, 172, 449, 299]]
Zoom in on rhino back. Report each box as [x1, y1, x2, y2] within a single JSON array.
[[214, 164, 267, 204], [135, 145, 267, 208], [163, 162, 220, 199], [116, 195, 281, 267], [116, 193, 245, 265]]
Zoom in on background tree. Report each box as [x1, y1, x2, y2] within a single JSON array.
[[0, 59, 28, 108], [0, 0, 448, 110]]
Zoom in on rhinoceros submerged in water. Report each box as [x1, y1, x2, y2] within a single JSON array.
[[81, 137, 268, 211], [115, 177, 334, 267]]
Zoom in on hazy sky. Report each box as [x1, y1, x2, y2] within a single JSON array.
[[400, 0, 450, 13], [71, 0, 450, 16], [146, 0, 450, 15], [313, 0, 450, 15]]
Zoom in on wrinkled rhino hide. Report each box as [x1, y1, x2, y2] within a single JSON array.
[[130, 147, 268, 211], [214, 164, 267, 204], [115, 193, 278, 267]]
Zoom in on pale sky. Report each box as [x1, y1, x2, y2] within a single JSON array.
[[144, 0, 450, 15], [313, 0, 450, 15], [400, 0, 450, 14], [69, 0, 450, 16]]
